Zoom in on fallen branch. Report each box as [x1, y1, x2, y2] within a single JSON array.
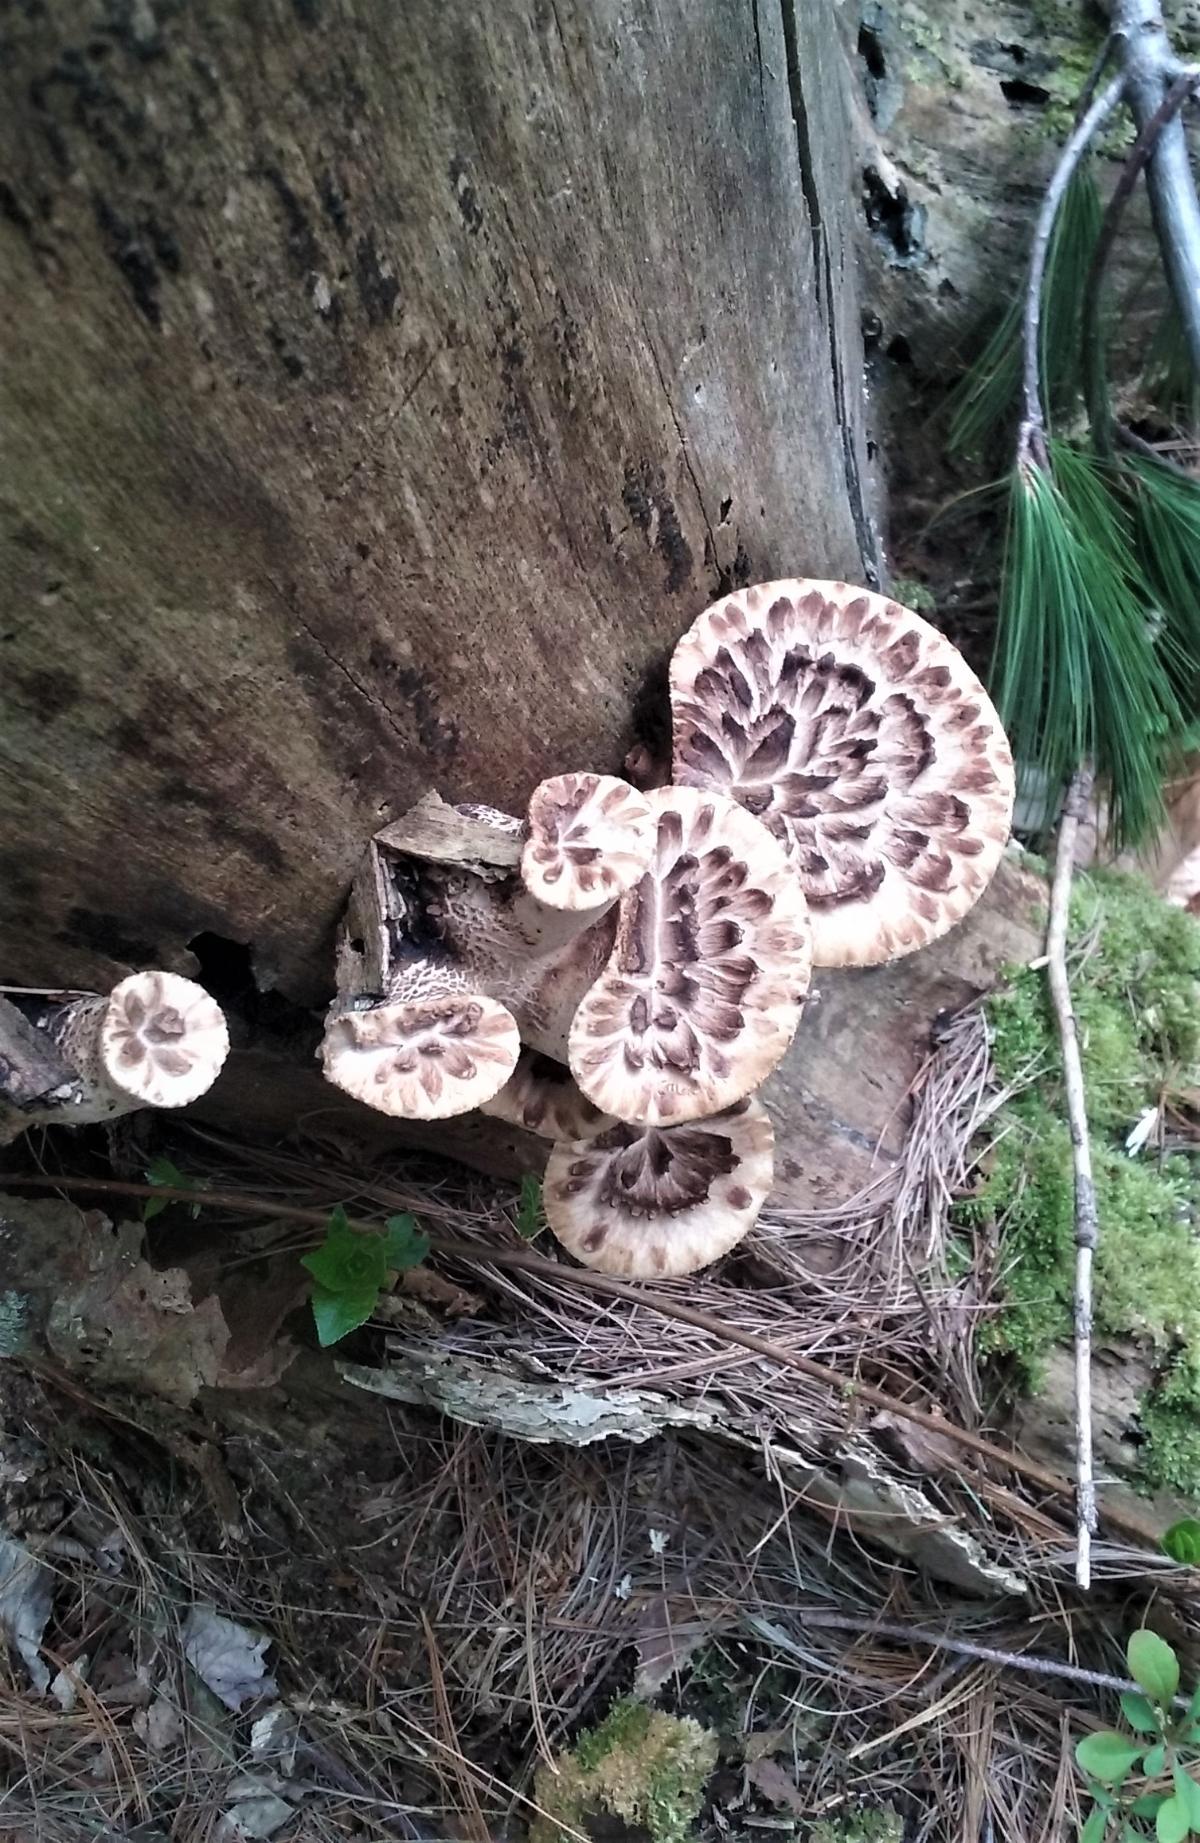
[[0, 1168, 1165, 1548], [1046, 767, 1100, 1589]]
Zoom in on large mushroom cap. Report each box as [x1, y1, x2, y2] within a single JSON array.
[[522, 772, 654, 913], [568, 786, 811, 1125], [321, 991, 520, 1121], [99, 971, 230, 1108], [543, 1097, 774, 1278], [670, 578, 1015, 967]]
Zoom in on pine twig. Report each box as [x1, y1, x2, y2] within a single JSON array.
[[1046, 766, 1100, 1589], [1083, 63, 1200, 448], [1020, 73, 1127, 465], [1112, 0, 1200, 382]]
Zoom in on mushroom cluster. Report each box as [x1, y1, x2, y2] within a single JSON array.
[[321, 580, 1015, 1279]]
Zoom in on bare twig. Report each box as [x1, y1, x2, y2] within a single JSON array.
[[745, 1610, 1181, 1704], [1045, 767, 1100, 1589], [1112, 0, 1200, 380], [1020, 73, 1127, 463], [1083, 64, 1200, 447]]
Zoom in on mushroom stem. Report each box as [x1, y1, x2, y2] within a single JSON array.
[[2, 972, 230, 1132]]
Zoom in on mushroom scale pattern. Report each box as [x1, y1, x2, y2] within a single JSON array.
[[567, 785, 811, 1126], [669, 579, 1015, 967], [543, 1097, 774, 1278]]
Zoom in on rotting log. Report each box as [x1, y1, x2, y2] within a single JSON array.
[[0, 0, 875, 1018]]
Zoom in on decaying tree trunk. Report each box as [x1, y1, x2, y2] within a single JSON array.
[[1, 0, 875, 1020]]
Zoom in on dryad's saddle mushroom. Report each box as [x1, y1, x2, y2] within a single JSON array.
[[670, 579, 1015, 967], [1, 971, 230, 1138], [318, 576, 1016, 1278], [542, 1098, 774, 1279]]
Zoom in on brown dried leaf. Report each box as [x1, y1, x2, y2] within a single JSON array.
[[745, 1757, 808, 1817]]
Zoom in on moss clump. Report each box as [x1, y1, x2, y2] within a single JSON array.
[[808, 1810, 903, 1843], [967, 868, 1200, 1493], [531, 1699, 718, 1843]]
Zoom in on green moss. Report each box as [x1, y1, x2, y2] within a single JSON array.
[[531, 1700, 718, 1843], [969, 868, 1200, 1492], [808, 1810, 903, 1843], [891, 576, 937, 617]]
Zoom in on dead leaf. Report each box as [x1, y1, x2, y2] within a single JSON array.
[[0, 1535, 52, 1691], [183, 1606, 276, 1712], [745, 1757, 808, 1817], [132, 1690, 183, 1753], [632, 1592, 725, 1695]]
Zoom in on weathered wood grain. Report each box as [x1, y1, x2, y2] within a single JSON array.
[[0, 0, 872, 1017]]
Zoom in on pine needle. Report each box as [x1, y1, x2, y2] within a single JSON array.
[[1125, 451, 1200, 710], [948, 168, 1101, 457], [1141, 300, 1200, 429], [994, 440, 1181, 846]]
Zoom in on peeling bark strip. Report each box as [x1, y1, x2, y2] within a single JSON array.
[[0, 0, 868, 1017]]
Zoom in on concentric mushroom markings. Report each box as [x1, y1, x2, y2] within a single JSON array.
[[321, 985, 520, 1122], [98, 971, 230, 1108], [479, 1050, 606, 1140], [522, 772, 655, 912], [543, 1097, 774, 1277], [669, 578, 1015, 967], [568, 786, 811, 1125]]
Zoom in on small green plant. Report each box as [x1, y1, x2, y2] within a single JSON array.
[[1162, 1520, 1200, 1567], [143, 1157, 209, 1222], [301, 1206, 429, 1348], [1075, 1630, 1200, 1840], [531, 1698, 717, 1843], [516, 1173, 544, 1240]]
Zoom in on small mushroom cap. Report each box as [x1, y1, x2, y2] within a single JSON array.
[[568, 786, 811, 1126], [321, 991, 520, 1121], [479, 1051, 607, 1140], [522, 773, 654, 913], [543, 1097, 774, 1278], [98, 972, 230, 1108], [670, 578, 1015, 967]]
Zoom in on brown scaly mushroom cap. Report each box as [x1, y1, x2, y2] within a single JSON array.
[[522, 772, 654, 915], [543, 1097, 774, 1277], [568, 786, 811, 1125], [478, 1049, 606, 1140], [97, 971, 230, 1108], [321, 961, 520, 1122], [670, 579, 1015, 968]]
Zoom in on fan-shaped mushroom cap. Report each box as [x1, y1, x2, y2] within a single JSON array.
[[479, 1050, 606, 1140], [97, 972, 229, 1108], [321, 976, 520, 1122], [543, 1097, 774, 1277], [568, 786, 811, 1125], [522, 773, 654, 913], [670, 579, 1015, 968]]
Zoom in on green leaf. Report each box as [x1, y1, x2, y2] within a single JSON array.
[[1190, 1680, 1200, 1721], [1124, 1693, 1166, 1735], [516, 1173, 544, 1241], [309, 1285, 377, 1348], [1146, 1745, 1169, 1778], [1163, 1521, 1200, 1567], [382, 1214, 430, 1272], [1133, 1797, 1168, 1819], [1171, 1768, 1200, 1829], [1081, 1808, 1109, 1843], [301, 1206, 386, 1296], [1156, 1793, 1190, 1843], [1130, 1632, 1181, 1709], [143, 1156, 207, 1222], [1077, 1733, 1146, 1784]]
